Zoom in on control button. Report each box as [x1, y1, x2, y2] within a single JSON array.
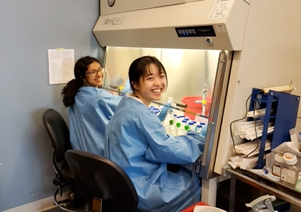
[[205, 37, 212, 44]]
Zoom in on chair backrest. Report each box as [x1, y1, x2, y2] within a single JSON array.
[[65, 149, 138, 212], [42, 109, 72, 163]]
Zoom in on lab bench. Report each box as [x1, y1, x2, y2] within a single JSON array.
[[226, 168, 301, 212]]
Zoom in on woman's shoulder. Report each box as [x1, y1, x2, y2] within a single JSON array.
[[120, 96, 147, 110], [79, 87, 119, 99], [78, 86, 98, 95], [119, 97, 159, 121]]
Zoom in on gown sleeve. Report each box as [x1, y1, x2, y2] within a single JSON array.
[[137, 108, 204, 165], [95, 89, 122, 116]]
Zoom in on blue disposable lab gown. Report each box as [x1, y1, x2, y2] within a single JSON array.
[[69, 87, 122, 156], [104, 96, 204, 212]]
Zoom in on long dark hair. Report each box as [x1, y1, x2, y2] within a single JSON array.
[[128, 56, 168, 93], [61, 56, 100, 107]]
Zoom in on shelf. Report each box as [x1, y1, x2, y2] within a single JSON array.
[[249, 88, 300, 169], [252, 97, 279, 103]]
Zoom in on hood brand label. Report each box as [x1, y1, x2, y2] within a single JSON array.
[[103, 16, 126, 25]]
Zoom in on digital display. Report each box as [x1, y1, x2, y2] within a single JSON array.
[[175, 26, 216, 37]]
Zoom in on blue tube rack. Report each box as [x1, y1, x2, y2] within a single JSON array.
[[248, 88, 300, 169]]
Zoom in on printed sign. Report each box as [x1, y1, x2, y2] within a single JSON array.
[[208, 0, 234, 19]]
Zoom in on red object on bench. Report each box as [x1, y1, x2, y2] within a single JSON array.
[[181, 201, 209, 212]]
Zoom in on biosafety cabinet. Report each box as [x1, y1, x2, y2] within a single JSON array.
[[93, 0, 301, 205]]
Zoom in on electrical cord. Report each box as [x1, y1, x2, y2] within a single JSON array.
[[229, 92, 262, 158]]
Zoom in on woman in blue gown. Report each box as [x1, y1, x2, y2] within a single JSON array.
[[104, 56, 205, 212], [61, 56, 122, 156]]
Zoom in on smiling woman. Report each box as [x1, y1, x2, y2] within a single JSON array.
[[104, 56, 206, 212], [61, 56, 122, 156]]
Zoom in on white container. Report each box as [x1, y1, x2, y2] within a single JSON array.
[[193, 206, 226, 212], [167, 97, 173, 104]]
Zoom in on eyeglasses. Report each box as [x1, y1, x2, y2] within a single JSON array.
[[86, 68, 105, 76]]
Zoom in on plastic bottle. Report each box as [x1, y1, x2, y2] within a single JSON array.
[[202, 84, 208, 116], [154, 109, 160, 116], [196, 124, 203, 133], [189, 121, 196, 131], [162, 108, 173, 127], [169, 119, 176, 136], [200, 122, 206, 127], [173, 114, 177, 121], [167, 97, 176, 116], [194, 122, 198, 132], [167, 97, 174, 105], [200, 124, 208, 137], [181, 119, 188, 128], [280, 152, 300, 188], [149, 106, 155, 112], [272, 153, 284, 177], [181, 119, 188, 135], [176, 116, 182, 124], [176, 122, 183, 136], [179, 115, 185, 120], [184, 122, 194, 134]]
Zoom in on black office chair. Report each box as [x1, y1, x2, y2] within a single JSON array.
[[65, 149, 138, 212], [42, 108, 76, 211]]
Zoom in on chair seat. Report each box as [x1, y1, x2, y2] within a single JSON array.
[[65, 149, 138, 212]]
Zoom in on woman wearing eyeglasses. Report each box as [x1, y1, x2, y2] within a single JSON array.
[[61, 56, 123, 156]]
